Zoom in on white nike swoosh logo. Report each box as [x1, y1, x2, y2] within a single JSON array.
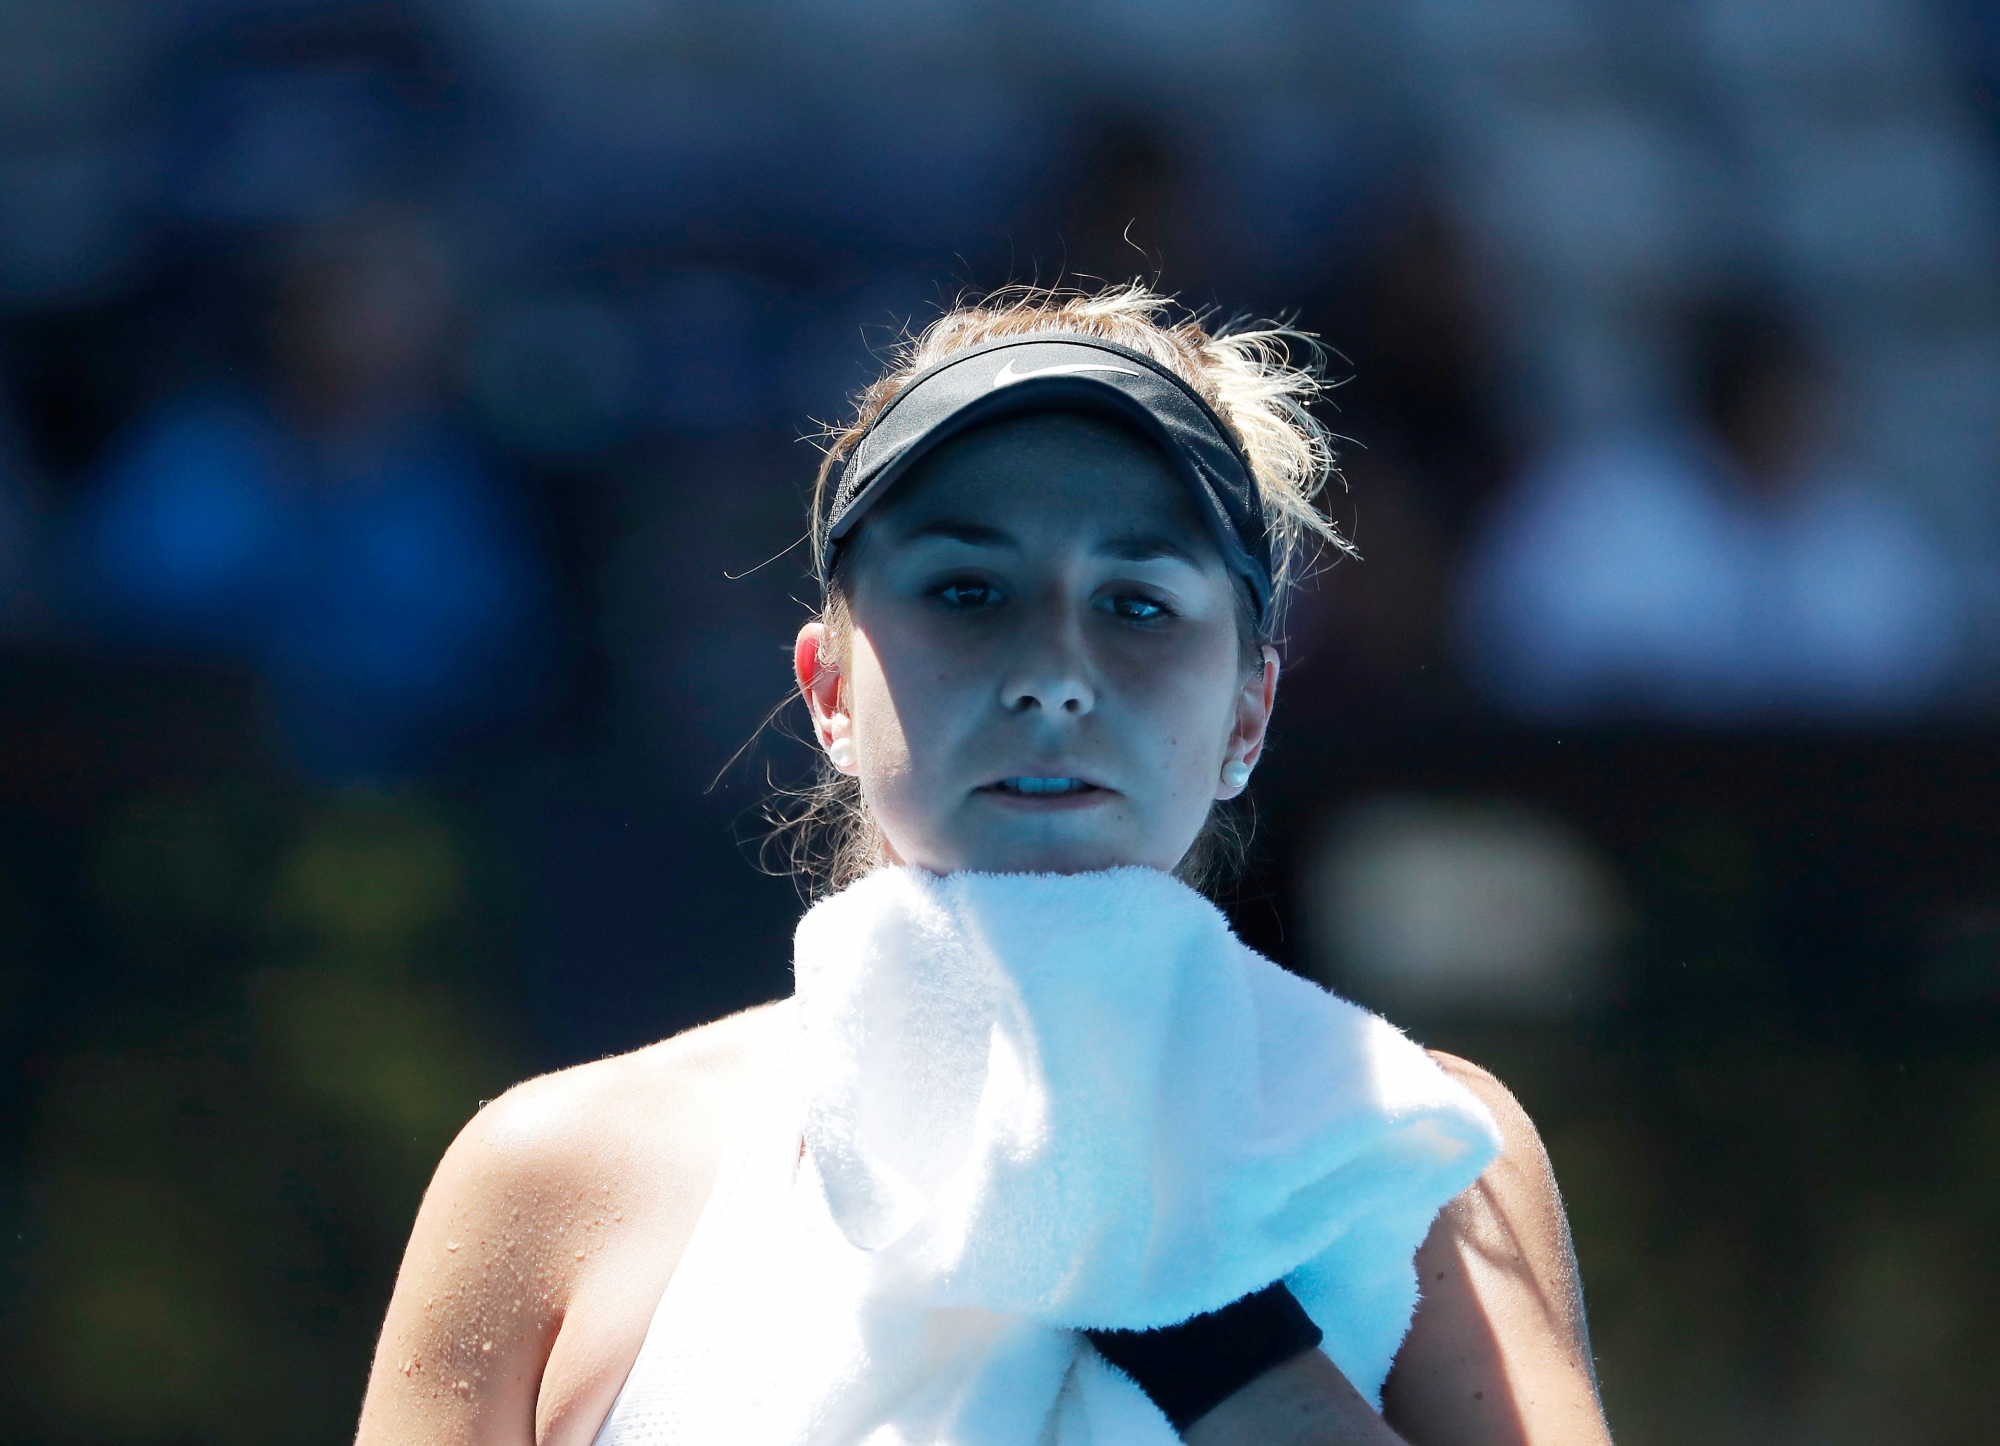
[[991, 357, 1142, 388]]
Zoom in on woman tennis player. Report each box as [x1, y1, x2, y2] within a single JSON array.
[[355, 286, 1614, 1446]]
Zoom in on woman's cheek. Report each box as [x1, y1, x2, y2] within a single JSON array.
[[853, 678, 955, 859], [855, 711, 915, 805]]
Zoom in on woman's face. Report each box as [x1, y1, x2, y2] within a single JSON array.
[[795, 410, 1278, 877]]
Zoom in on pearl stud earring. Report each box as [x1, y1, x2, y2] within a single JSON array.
[[1221, 759, 1251, 789], [828, 736, 856, 769]]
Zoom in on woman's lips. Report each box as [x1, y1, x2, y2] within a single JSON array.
[[977, 777, 1116, 810]]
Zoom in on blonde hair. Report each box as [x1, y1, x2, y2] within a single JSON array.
[[775, 282, 1349, 895]]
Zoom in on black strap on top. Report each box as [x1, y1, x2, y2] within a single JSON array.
[[1083, 1279, 1325, 1432]]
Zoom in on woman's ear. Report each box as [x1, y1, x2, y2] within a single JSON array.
[[795, 622, 852, 762], [1218, 646, 1280, 800]]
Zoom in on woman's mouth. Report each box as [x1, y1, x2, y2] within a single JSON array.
[[981, 776, 1109, 801], [991, 776, 1100, 797]]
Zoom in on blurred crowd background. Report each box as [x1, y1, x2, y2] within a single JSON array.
[[2, 1, 1997, 1442]]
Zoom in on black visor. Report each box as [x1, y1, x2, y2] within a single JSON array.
[[822, 334, 1274, 628]]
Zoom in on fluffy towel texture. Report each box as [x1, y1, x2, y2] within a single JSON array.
[[590, 867, 1501, 1446]]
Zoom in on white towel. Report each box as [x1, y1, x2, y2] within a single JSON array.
[[596, 866, 1501, 1446]]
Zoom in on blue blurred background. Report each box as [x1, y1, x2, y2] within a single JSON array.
[[2, 2, 1997, 1441]]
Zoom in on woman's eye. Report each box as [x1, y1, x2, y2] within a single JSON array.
[[933, 580, 999, 609], [1101, 592, 1173, 622]]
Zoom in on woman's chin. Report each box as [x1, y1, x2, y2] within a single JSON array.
[[884, 798, 1197, 879], [937, 829, 1179, 879]]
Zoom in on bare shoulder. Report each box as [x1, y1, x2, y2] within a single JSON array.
[[1418, 1050, 1582, 1328], [1426, 1052, 1556, 1190], [468, 998, 782, 1180], [1379, 1051, 1611, 1446], [355, 1001, 789, 1446], [1425, 1050, 1523, 1121]]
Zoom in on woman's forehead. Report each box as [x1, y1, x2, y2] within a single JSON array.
[[873, 410, 1215, 547]]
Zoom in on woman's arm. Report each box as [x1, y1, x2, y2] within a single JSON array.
[[353, 1007, 771, 1446], [1381, 1053, 1609, 1446], [1185, 1349, 1405, 1445], [1186, 1053, 1611, 1446], [353, 1089, 573, 1446]]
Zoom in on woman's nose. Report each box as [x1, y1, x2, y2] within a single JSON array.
[[1001, 618, 1095, 717]]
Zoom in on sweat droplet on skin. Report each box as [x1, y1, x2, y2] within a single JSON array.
[[445, 1241, 460, 1252]]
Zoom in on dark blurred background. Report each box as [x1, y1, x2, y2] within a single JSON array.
[[2, 2, 1997, 1441]]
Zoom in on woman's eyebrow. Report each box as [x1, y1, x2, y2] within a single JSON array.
[[1094, 533, 1204, 567], [899, 518, 1018, 549]]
